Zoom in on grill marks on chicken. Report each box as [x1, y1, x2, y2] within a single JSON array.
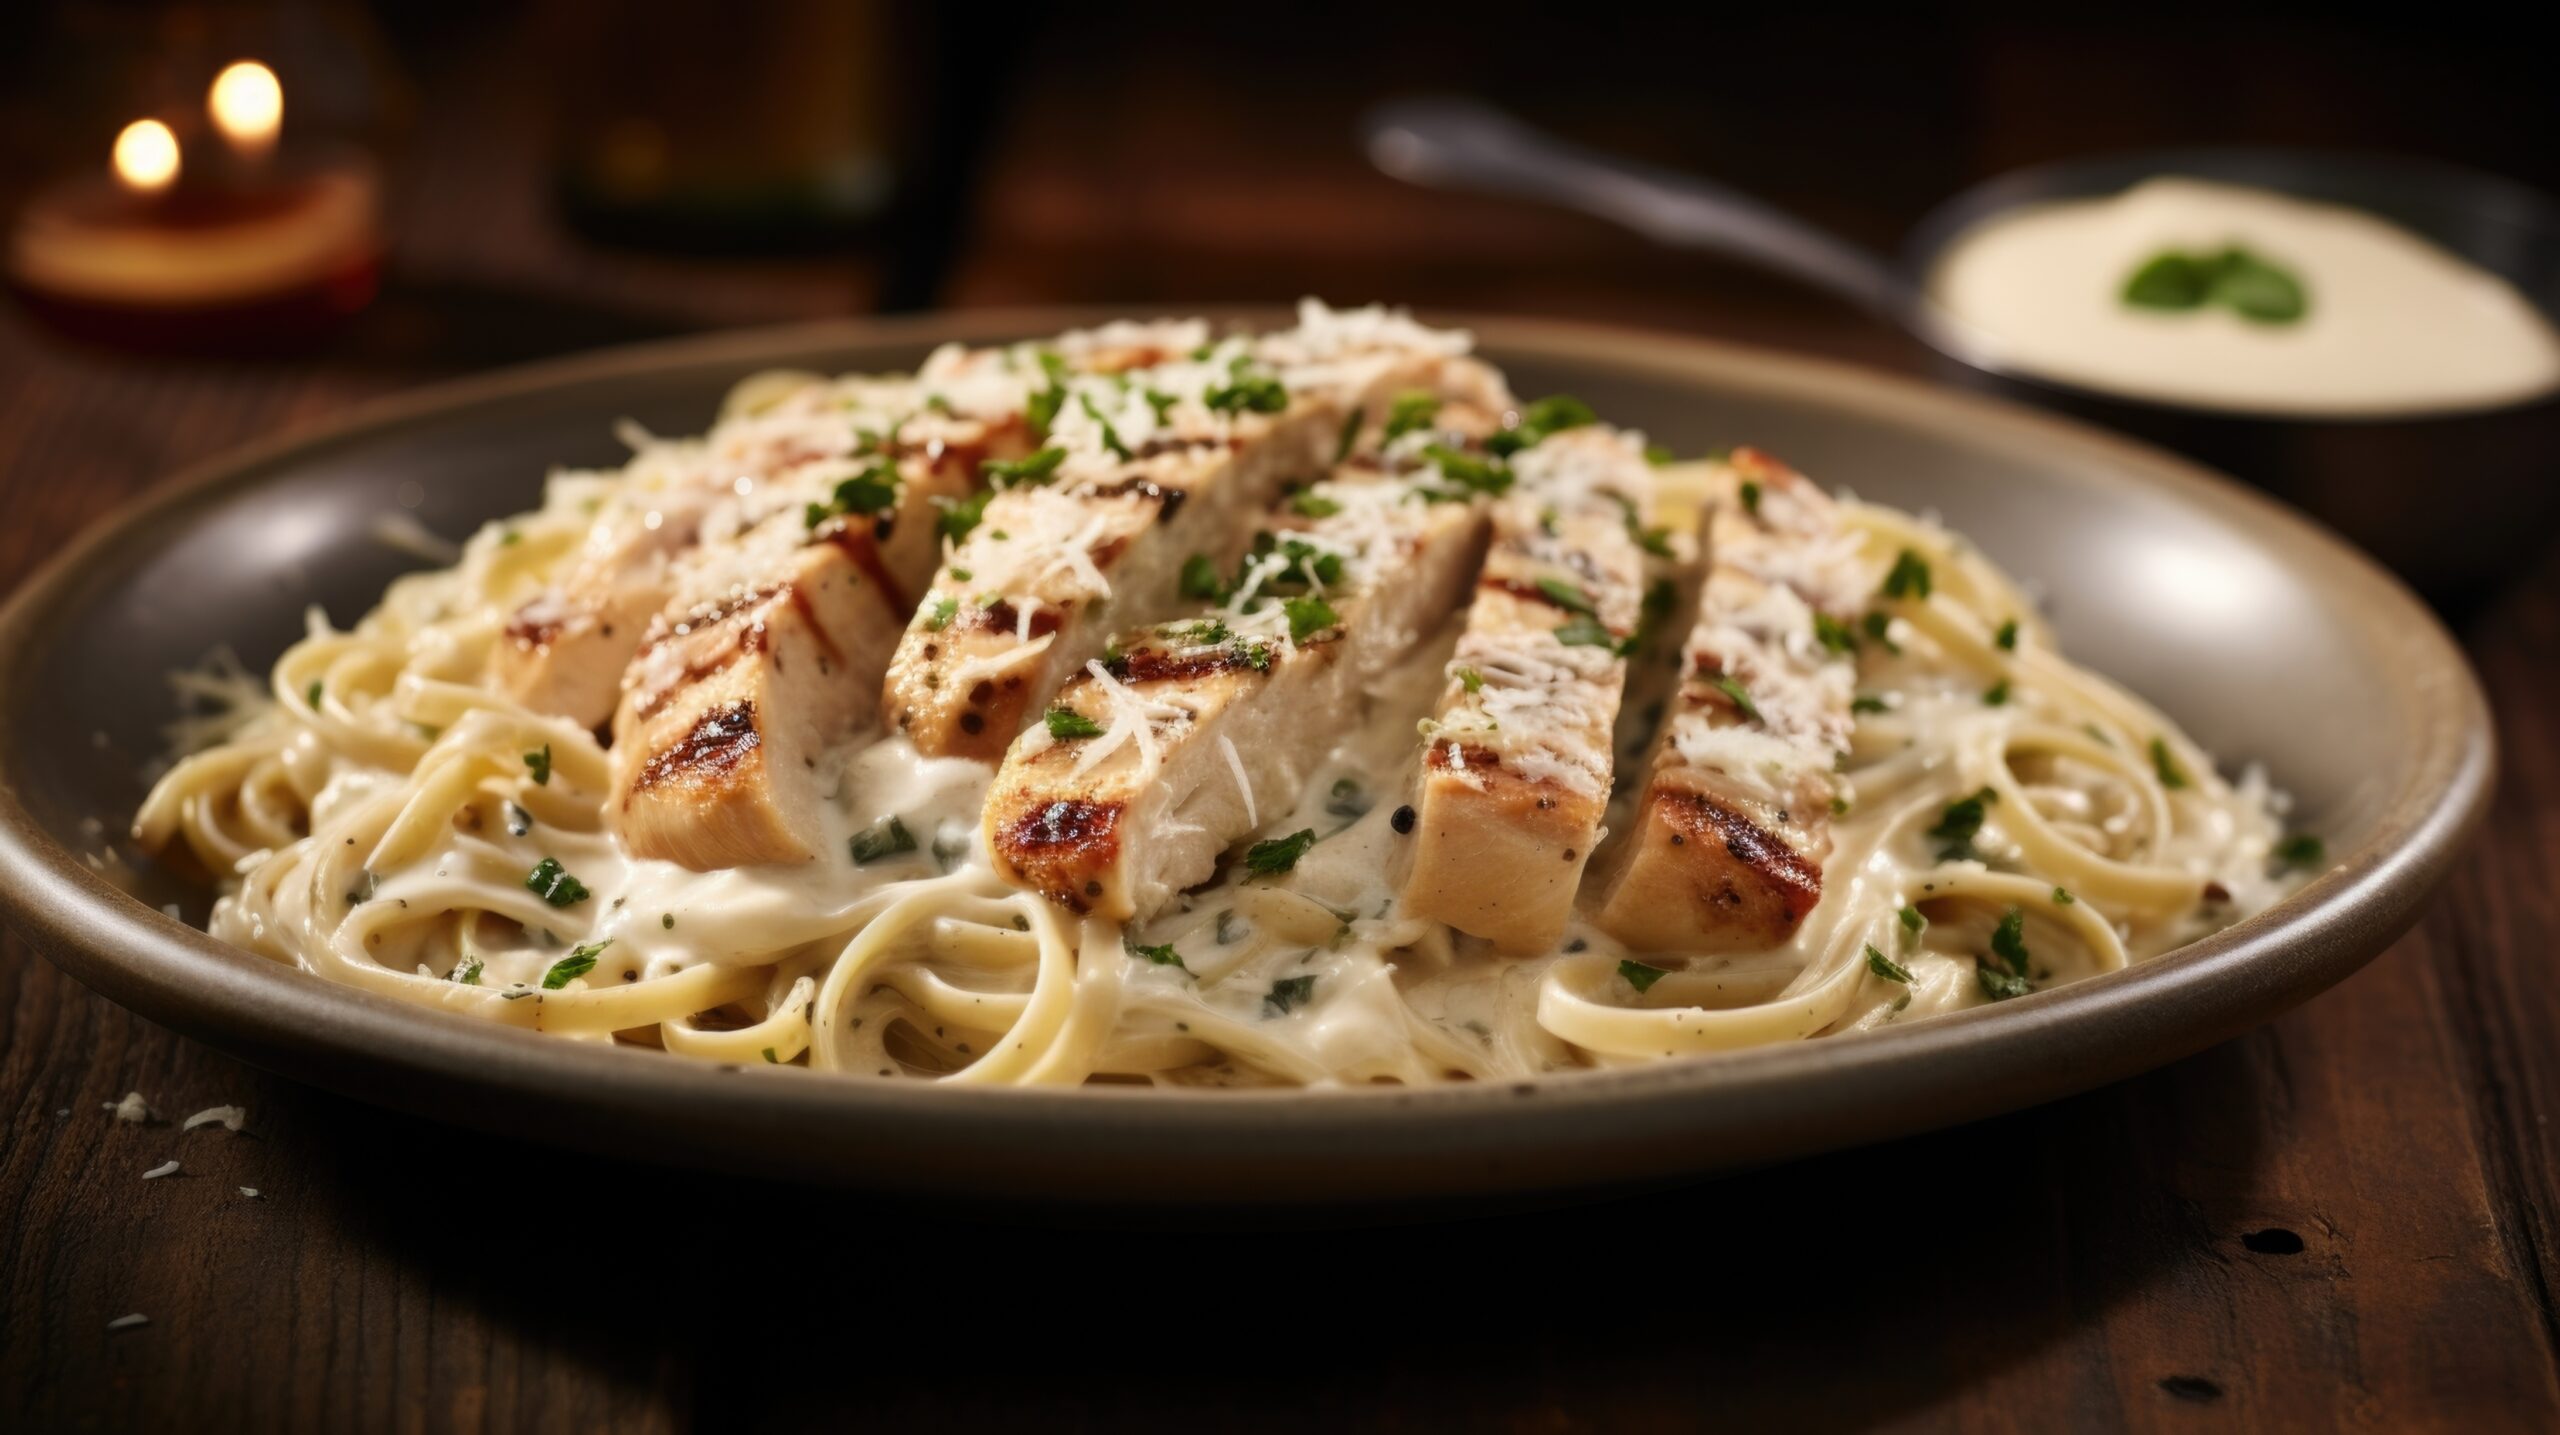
[[1585, 448, 1859, 954], [984, 472, 1490, 919], [883, 348, 1513, 762], [544, 307, 1879, 966], [1402, 428, 1663, 954]]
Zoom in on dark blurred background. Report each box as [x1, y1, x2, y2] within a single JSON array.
[[5, 0, 2552, 373]]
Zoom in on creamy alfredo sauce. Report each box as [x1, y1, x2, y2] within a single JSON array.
[[1928, 177, 2560, 416]]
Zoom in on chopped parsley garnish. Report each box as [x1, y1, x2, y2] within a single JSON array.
[[2151, 737, 2190, 790], [1204, 372, 1288, 415], [934, 489, 991, 542], [1456, 666, 1484, 694], [1618, 959, 1669, 994], [1078, 392, 1133, 459], [1179, 552, 1227, 601], [1256, 533, 1343, 589], [1381, 392, 1442, 442], [1486, 393, 1597, 456], [1865, 945, 1913, 983], [923, 596, 959, 631], [1711, 673, 1762, 723], [1263, 974, 1318, 1016], [848, 815, 918, 864], [1994, 618, 2019, 651], [1740, 480, 1762, 516], [762, 1047, 778, 1064], [1535, 577, 1596, 615], [1644, 443, 1675, 466], [1863, 612, 1901, 655], [1976, 963, 2033, 1001], [804, 462, 900, 527], [523, 744, 552, 786], [542, 939, 611, 990], [1244, 828, 1318, 876], [1898, 904, 1926, 946], [1125, 935, 1187, 970], [1422, 444, 1512, 497], [1025, 350, 1068, 438], [1851, 694, 1890, 715], [1613, 495, 1675, 557], [1880, 549, 1932, 601], [1334, 407, 1365, 462], [1043, 707, 1105, 740], [1167, 617, 1232, 647], [452, 956, 484, 986], [982, 446, 1067, 488], [1927, 787, 1999, 861], [1983, 679, 2011, 707], [1142, 388, 1176, 423], [524, 857, 590, 907], [1553, 613, 1622, 651], [305, 680, 324, 708], [2274, 833, 2326, 870], [1290, 491, 1342, 518], [2052, 886, 2076, 905], [1990, 904, 2031, 976], [1283, 595, 1338, 642], [1814, 613, 1859, 656]]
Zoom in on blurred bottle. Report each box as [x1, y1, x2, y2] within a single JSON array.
[[551, 0, 897, 253]]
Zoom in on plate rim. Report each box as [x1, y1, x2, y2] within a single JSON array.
[[0, 309, 2497, 1202]]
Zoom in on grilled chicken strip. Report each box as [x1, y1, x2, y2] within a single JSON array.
[[984, 470, 1492, 920], [490, 373, 917, 729], [492, 323, 1199, 731], [885, 303, 1512, 761], [1402, 425, 1663, 954], [1586, 448, 1860, 953], [605, 322, 1212, 870]]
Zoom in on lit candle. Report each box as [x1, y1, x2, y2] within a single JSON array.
[[209, 61, 283, 166], [111, 119, 182, 194], [5, 63, 382, 351]]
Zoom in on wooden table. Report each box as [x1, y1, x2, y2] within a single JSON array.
[[3, 10, 2554, 1431]]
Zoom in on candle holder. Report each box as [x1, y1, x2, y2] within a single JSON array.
[[4, 3, 402, 354]]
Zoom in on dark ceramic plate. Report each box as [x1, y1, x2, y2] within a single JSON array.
[[0, 312, 2494, 1204]]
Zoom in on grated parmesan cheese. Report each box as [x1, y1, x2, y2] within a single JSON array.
[[141, 1159, 180, 1180], [182, 1105, 247, 1133], [1218, 734, 1257, 828]]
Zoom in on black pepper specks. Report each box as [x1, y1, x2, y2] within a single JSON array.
[[1390, 805, 1416, 835]]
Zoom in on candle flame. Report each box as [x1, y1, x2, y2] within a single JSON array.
[[209, 61, 283, 157], [112, 119, 181, 193]]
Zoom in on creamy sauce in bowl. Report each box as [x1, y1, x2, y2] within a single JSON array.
[[1927, 177, 2560, 418]]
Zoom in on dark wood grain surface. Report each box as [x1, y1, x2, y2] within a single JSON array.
[[3, 8, 2555, 1431]]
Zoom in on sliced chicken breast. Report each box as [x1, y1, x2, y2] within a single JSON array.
[[604, 322, 1213, 870], [1586, 448, 1862, 953], [492, 322, 1205, 732], [491, 372, 916, 729], [1402, 426, 1662, 954], [885, 304, 1512, 761], [983, 471, 1491, 919]]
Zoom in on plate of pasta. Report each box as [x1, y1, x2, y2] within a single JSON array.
[[0, 306, 2491, 1202]]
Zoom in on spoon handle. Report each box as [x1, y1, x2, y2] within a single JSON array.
[[1364, 96, 1912, 320]]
